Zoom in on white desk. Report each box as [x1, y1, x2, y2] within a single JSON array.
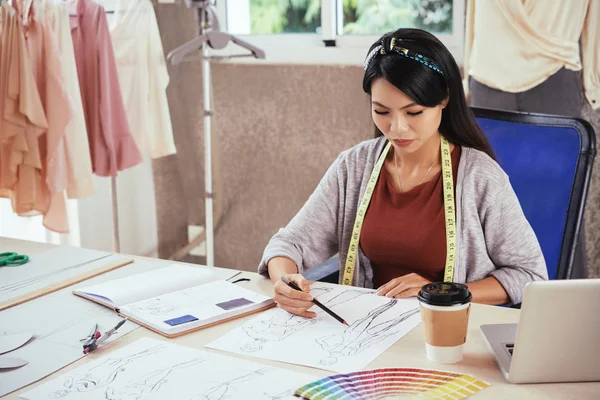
[[1, 237, 598, 399]]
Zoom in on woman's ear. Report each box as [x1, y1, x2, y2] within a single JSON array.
[[441, 97, 450, 109]]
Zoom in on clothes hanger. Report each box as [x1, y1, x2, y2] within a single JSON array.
[[166, 0, 265, 65]]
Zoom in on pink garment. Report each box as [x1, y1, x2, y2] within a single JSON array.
[[70, 0, 141, 177], [21, 0, 72, 232]]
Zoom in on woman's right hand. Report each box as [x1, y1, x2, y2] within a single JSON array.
[[273, 273, 316, 318]]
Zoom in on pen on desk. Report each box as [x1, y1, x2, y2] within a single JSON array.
[[281, 276, 349, 326], [95, 318, 127, 347]]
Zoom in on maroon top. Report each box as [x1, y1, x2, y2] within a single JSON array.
[[361, 146, 462, 288]]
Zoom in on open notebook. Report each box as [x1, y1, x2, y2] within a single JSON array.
[[73, 265, 275, 337]]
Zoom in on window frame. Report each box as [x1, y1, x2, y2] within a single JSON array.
[[215, 0, 465, 66]]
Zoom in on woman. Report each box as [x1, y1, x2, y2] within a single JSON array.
[[258, 28, 547, 318]]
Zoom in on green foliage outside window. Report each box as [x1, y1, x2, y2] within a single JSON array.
[[247, 0, 452, 35]]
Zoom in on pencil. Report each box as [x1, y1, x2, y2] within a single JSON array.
[[281, 276, 349, 326]]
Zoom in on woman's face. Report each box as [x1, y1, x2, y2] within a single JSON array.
[[370, 77, 447, 155]]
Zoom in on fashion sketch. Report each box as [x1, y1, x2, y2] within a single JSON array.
[[316, 301, 419, 365], [130, 298, 177, 316], [49, 345, 165, 398], [263, 388, 296, 400], [191, 369, 268, 400], [320, 289, 371, 309], [104, 358, 205, 400], [240, 314, 317, 352], [238, 287, 370, 352]]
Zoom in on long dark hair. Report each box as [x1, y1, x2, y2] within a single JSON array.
[[363, 28, 495, 160]]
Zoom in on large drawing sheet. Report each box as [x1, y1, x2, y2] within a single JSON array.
[[206, 282, 422, 373], [0, 260, 170, 397], [20, 337, 317, 400], [0, 246, 127, 304]]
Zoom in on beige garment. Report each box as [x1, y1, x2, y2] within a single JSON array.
[[0, 2, 48, 211], [109, 0, 176, 159], [45, 0, 95, 199], [22, 0, 72, 232], [464, 0, 600, 109]]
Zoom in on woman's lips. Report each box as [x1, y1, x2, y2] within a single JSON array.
[[393, 139, 415, 147]]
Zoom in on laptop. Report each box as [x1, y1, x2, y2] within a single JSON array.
[[480, 279, 600, 384]]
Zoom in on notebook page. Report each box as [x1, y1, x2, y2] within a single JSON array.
[[120, 280, 273, 335], [75, 263, 217, 307]]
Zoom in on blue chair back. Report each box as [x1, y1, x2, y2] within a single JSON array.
[[473, 108, 596, 280]]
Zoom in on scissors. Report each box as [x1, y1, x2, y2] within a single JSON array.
[[0, 252, 29, 267]]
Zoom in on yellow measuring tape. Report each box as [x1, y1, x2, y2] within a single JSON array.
[[342, 136, 456, 285]]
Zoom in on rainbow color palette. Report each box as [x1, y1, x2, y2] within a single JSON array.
[[294, 368, 491, 399]]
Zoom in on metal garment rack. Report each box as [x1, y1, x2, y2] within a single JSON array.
[[111, 177, 120, 252], [166, 0, 265, 267]]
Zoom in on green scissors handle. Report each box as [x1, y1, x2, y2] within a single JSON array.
[[0, 252, 30, 266]]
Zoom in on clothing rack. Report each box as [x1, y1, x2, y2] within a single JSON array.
[[69, 9, 114, 16]]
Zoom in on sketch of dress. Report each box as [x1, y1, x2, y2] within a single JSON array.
[[263, 388, 295, 400], [321, 289, 370, 309], [316, 300, 419, 365], [104, 358, 205, 400], [131, 298, 176, 316], [49, 345, 165, 398], [191, 368, 267, 400], [309, 287, 333, 299], [240, 315, 317, 352]]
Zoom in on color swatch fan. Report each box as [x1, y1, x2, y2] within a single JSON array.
[[294, 368, 490, 399]]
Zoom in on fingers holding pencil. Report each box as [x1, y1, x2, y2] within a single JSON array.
[[279, 276, 349, 326], [273, 274, 317, 318]]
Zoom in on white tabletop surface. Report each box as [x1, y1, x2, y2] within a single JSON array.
[[1, 237, 598, 399]]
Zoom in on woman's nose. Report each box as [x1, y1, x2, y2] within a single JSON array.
[[390, 114, 409, 134]]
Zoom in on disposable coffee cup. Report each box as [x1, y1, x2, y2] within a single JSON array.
[[417, 282, 472, 364]]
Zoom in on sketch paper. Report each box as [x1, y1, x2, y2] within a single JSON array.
[[0, 246, 128, 305], [206, 282, 422, 373], [0, 260, 182, 397], [20, 337, 316, 400]]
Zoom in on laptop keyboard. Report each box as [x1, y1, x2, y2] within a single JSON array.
[[505, 343, 515, 356]]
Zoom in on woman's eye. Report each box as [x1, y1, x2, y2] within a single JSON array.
[[407, 111, 424, 116], [373, 110, 388, 115]]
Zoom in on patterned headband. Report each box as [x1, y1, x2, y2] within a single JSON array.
[[363, 37, 444, 75]]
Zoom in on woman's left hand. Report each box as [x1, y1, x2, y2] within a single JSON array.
[[376, 273, 431, 298]]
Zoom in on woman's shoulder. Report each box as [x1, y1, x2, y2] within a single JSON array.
[[460, 147, 510, 195]]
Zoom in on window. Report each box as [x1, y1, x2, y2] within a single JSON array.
[[341, 0, 453, 35], [227, 0, 322, 35], [219, 0, 463, 65]]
